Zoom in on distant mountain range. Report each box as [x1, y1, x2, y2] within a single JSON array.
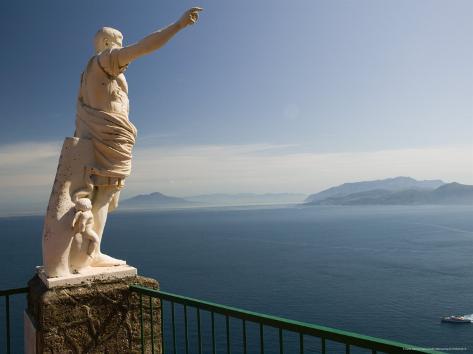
[[121, 192, 197, 209], [305, 176, 444, 203], [121, 177, 472, 210], [305, 177, 473, 206], [121, 192, 306, 209]]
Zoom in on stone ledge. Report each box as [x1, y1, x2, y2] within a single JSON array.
[[37, 265, 137, 289], [27, 274, 160, 353]]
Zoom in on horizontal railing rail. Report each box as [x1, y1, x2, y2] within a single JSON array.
[[130, 285, 445, 354], [1, 287, 28, 354]]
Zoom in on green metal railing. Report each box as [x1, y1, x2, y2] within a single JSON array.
[[0, 287, 28, 354], [130, 285, 445, 354]]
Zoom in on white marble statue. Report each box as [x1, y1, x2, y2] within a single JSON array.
[[42, 7, 203, 278]]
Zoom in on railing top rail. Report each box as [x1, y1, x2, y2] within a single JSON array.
[[0, 287, 28, 296], [130, 285, 444, 354]]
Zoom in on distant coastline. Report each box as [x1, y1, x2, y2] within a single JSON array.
[[2, 176, 471, 217], [120, 192, 306, 210], [304, 177, 473, 206], [120, 177, 473, 211]]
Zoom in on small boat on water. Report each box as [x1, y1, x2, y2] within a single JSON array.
[[441, 315, 471, 324]]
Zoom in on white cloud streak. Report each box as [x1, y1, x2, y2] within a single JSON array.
[[0, 141, 61, 188], [0, 141, 472, 207], [126, 144, 473, 197]]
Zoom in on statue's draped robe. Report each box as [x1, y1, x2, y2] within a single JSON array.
[[75, 49, 137, 179]]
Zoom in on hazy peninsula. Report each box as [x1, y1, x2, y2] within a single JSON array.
[[305, 177, 473, 206]]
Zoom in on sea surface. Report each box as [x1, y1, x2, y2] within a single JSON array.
[[1, 205, 472, 353]]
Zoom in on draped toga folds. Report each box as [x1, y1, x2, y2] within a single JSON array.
[[75, 48, 137, 179]]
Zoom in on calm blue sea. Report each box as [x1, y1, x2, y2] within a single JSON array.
[[1, 205, 472, 353]]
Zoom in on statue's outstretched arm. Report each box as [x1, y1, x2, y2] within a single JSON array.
[[118, 7, 202, 67]]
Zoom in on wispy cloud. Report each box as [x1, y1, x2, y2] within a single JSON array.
[[0, 141, 61, 187], [126, 144, 473, 197], [0, 141, 62, 215], [0, 141, 472, 208], [0, 141, 61, 166]]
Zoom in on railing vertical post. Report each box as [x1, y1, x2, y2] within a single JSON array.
[[346, 343, 350, 354], [211, 312, 216, 354], [171, 302, 176, 354], [197, 308, 202, 354], [279, 328, 283, 354], [259, 323, 264, 354], [5, 295, 10, 354], [242, 320, 247, 354], [226, 315, 231, 354], [299, 333, 304, 354], [321, 337, 326, 354], [184, 305, 189, 354]]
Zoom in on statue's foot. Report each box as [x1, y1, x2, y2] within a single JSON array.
[[90, 253, 126, 267]]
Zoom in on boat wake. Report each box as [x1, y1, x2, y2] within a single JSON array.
[[462, 314, 473, 321]]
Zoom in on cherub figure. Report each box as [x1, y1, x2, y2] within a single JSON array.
[[72, 198, 99, 257]]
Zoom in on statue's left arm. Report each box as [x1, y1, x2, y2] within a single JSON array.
[[117, 7, 203, 67]]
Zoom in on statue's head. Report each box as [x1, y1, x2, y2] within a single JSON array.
[[94, 27, 123, 53], [75, 198, 92, 212]]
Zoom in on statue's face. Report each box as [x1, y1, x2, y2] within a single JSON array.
[[94, 27, 124, 53], [113, 33, 123, 48], [102, 32, 123, 51]]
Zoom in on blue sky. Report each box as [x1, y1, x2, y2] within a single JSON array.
[[0, 0, 472, 213]]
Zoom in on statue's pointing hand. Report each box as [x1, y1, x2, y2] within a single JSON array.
[[179, 7, 203, 28]]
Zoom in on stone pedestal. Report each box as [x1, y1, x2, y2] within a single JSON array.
[[26, 274, 161, 353], [37, 265, 137, 289]]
